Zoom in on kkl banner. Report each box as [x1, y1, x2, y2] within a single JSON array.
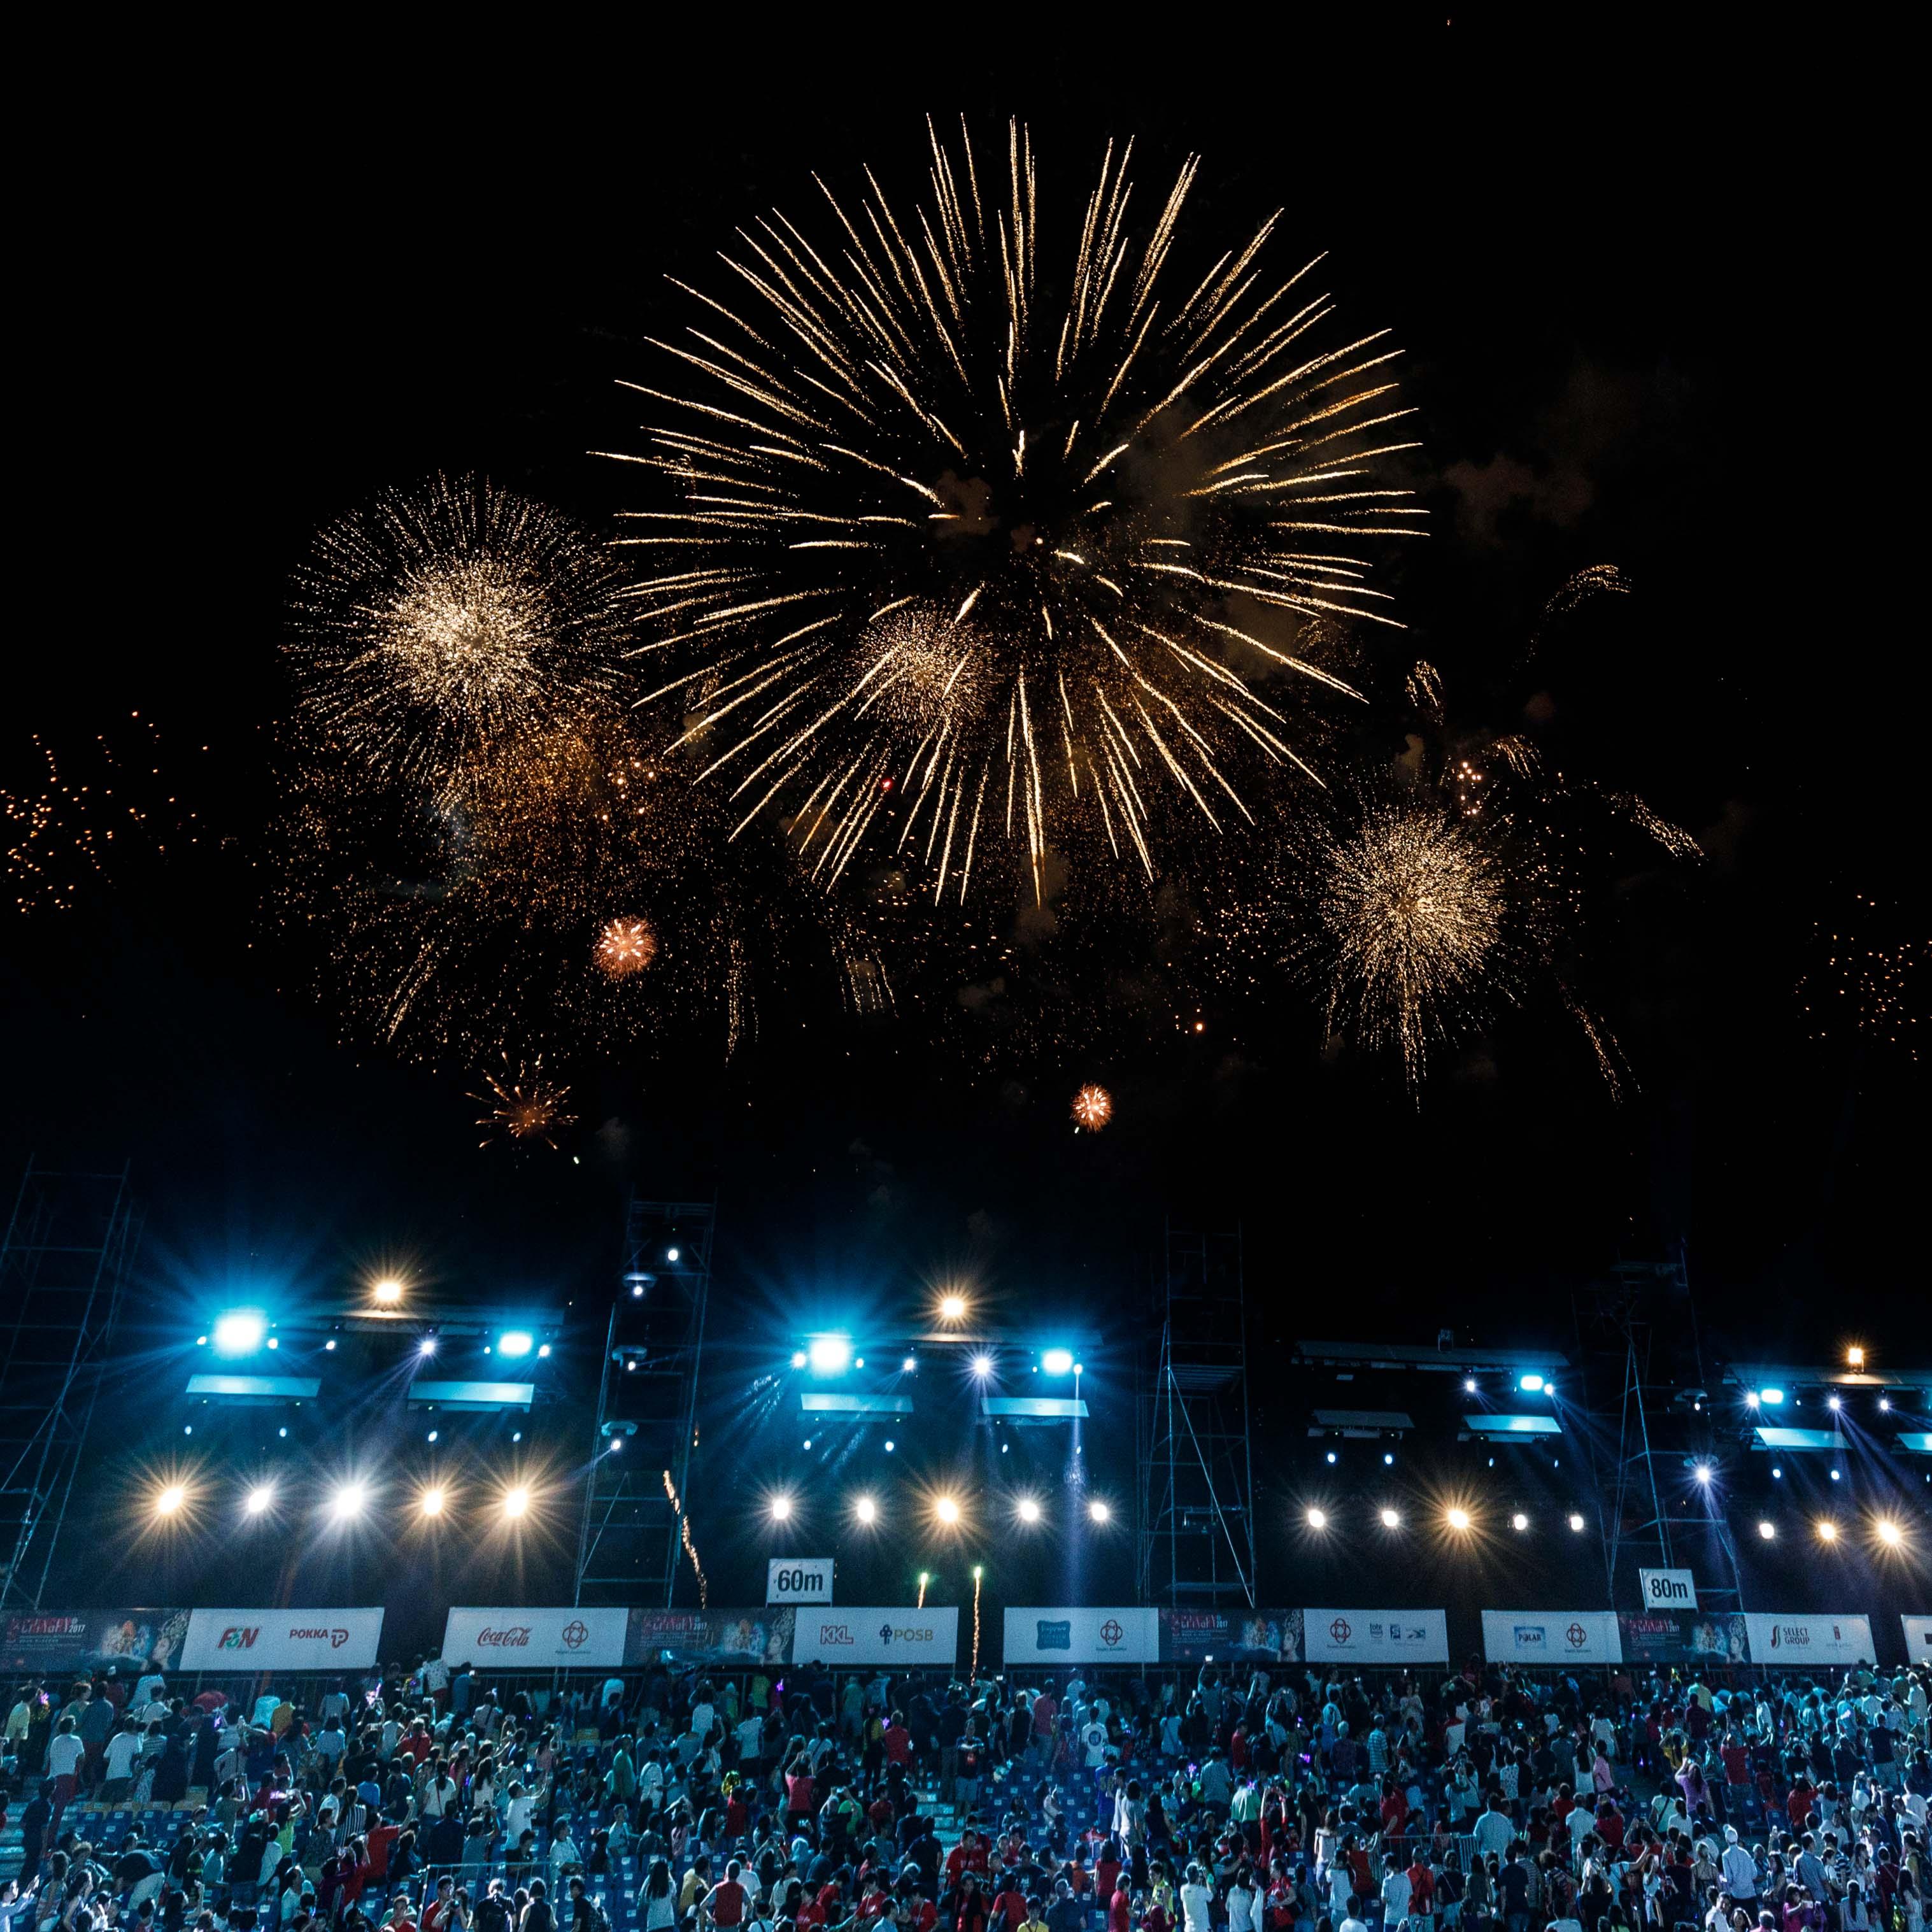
[[1304, 1608, 1449, 1663], [1002, 1606, 1160, 1664], [180, 1607, 385, 1671], [442, 1607, 629, 1670], [1481, 1610, 1623, 1664], [792, 1607, 958, 1665]]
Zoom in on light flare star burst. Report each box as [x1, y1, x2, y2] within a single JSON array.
[[608, 119, 1421, 905]]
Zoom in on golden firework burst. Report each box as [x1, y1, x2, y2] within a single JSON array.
[[472, 1056, 576, 1149], [1070, 1083, 1114, 1130], [595, 915, 659, 977]]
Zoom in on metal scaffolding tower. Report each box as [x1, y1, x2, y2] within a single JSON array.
[[574, 1197, 713, 1607], [0, 1158, 140, 1610], [1137, 1223, 1256, 1608]]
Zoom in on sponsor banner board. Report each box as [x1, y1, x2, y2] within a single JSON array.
[[1615, 1609, 1748, 1665], [1003, 1607, 1160, 1665], [1637, 1567, 1699, 1610], [1159, 1609, 1303, 1664], [792, 1607, 958, 1665], [180, 1607, 385, 1672], [441, 1607, 629, 1670], [1305, 1609, 1449, 1663], [0, 1609, 189, 1677], [1481, 1610, 1623, 1664], [623, 1608, 794, 1667], [767, 1559, 834, 1605], [1743, 1613, 1875, 1665], [1903, 1615, 1932, 1658]]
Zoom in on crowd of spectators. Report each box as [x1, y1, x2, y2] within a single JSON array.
[[1, 1651, 1926, 1932]]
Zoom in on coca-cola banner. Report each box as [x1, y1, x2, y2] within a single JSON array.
[[625, 1607, 795, 1667], [441, 1606, 629, 1670], [0, 1609, 189, 1677], [179, 1607, 385, 1672], [1158, 1609, 1304, 1664]]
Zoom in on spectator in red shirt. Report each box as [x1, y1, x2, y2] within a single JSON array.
[[706, 1859, 748, 1929], [1109, 1884, 1131, 1932], [884, 1716, 913, 1768], [992, 1880, 1028, 1931]]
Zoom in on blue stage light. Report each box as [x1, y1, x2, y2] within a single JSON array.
[[1042, 1348, 1075, 1376], [1518, 1372, 1545, 1393], [212, 1310, 266, 1356], [498, 1332, 534, 1357], [807, 1337, 852, 1374]]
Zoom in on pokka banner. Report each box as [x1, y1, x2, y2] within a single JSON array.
[[1304, 1608, 1449, 1663], [1904, 1615, 1932, 1658], [442, 1607, 629, 1670], [0, 1609, 188, 1677], [1614, 1609, 1748, 1665], [1481, 1610, 1623, 1665], [180, 1607, 385, 1672], [792, 1607, 958, 1666], [1003, 1606, 1161, 1665], [1742, 1613, 1875, 1666], [1158, 1609, 1304, 1664], [624, 1607, 794, 1668]]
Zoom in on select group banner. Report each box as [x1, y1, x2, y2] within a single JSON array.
[[1482, 1610, 1623, 1665], [1158, 1609, 1304, 1664], [442, 1607, 629, 1670], [1003, 1607, 1160, 1665], [0, 1609, 188, 1677], [1743, 1612, 1875, 1665], [180, 1607, 385, 1672], [623, 1607, 793, 1667], [792, 1607, 958, 1666], [1304, 1609, 1449, 1664], [1904, 1615, 1932, 1659]]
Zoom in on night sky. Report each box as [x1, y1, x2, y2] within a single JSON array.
[[6, 43, 1922, 1622]]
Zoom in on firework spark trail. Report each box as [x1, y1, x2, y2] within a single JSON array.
[[664, 1469, 709, 1607], [287, 476, 634, 804], [1318, 800, 1505, 1090], [610, 119, 1421, 901]]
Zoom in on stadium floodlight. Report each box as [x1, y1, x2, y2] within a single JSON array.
[[1446, 1507, 1472, 1532], [1693, 1463, 1714, 1485], [970, 1353, 994, 1378], [418, 1338, 437, 1356], [497, 1332, 534, 1357], [330, 1482, 368, 1522], [666, 1247, 680, 1263], [1758, 1520, 1777, 1540], [934, 1495, 962, 1526], [768, 1494, 793, 1522], [1512, 1512, 1530, 1531], [1379, 1507, 1401, 1529], [807, 1336, 852, 1375], [1017, 1497, 1042, 1524], [155, 1484, 187, 1517], [502, 1486, 530, 1521], [1306, 1507, 1328, 1530], [372, 1278, 403, 1305], [854, 1495, 878, 1525], [1518, 1372, 1545, 1393], [1876, 1519, 1903, 1547], [245, 1484, 274, 1517], [902, 1356, 917, 1372], [1041, 1349, 1075, 1376], [1847, 1346, 1865, 1368], [1088, 1499, 1111, 1524], [1568, 1513, 1587, 1532], [419, 1487, 446, 1518], [939, 1293, 967, 1323], [1817, 1519, 1838, 1542], [1745, 1392, 1761, 1409], [212, 1310, 266, 1356], [790, 1351, 807, 1368], [1828, 1395, 1842, 1411], [1464, 1377, 1478, 1393]]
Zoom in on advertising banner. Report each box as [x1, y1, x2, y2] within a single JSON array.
[[1304, 1609, 1449, 1664], [1615, 1609, 1748, 1665], [767, 1559, 834, 1605], [792, 1607, 958, 1666], [180, 1607, 385, 1672], [1743, 1613, 1875, 1666], [624, 1608, 793, 1668], [1903, 1615, 1932, 1659], [441, 1607, 629, 1670], [0, 1609, 189, 1677], [1637, 1568, 1699, 1611], [1481, 1610, 1623, 1665], [1003, 1606, 1160, 1665], [1159, 1609, 1304, 1665]]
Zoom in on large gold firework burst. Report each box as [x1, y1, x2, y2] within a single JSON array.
[[1070, 1083, 1114, 1130], [595, 915, 660, 977], [611, 120, 1420, 904], [1318, 802, 1503, 1088], [287, 475, 634, 801], [472, 1056, 577, 1149]]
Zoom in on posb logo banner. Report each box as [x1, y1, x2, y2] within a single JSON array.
[[1002, 1607, 1159, 1664], [1742, 1612, 1875, 1665], [181, 1607, 385, 1671], [1304, 1608, 1448, 1663], [442, 1606, 629, 1670], [792, 1607, 957, 1665], [1481, 1610, 1622, 1664]]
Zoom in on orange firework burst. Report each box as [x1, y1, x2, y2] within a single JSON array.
[[1070, 1083, 1114, 1131], [595, 916, 659, 977], [472, 1056, 576, 1149]]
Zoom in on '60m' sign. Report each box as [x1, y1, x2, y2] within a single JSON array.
[[767, 1558, 834, 1604]]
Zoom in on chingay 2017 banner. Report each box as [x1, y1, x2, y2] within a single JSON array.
[[1158, 1609, 1305, 1664], [0, 1609, 189, 1677]]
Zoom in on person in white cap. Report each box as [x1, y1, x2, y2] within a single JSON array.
[[1720, 1827, 1758, 1901]]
